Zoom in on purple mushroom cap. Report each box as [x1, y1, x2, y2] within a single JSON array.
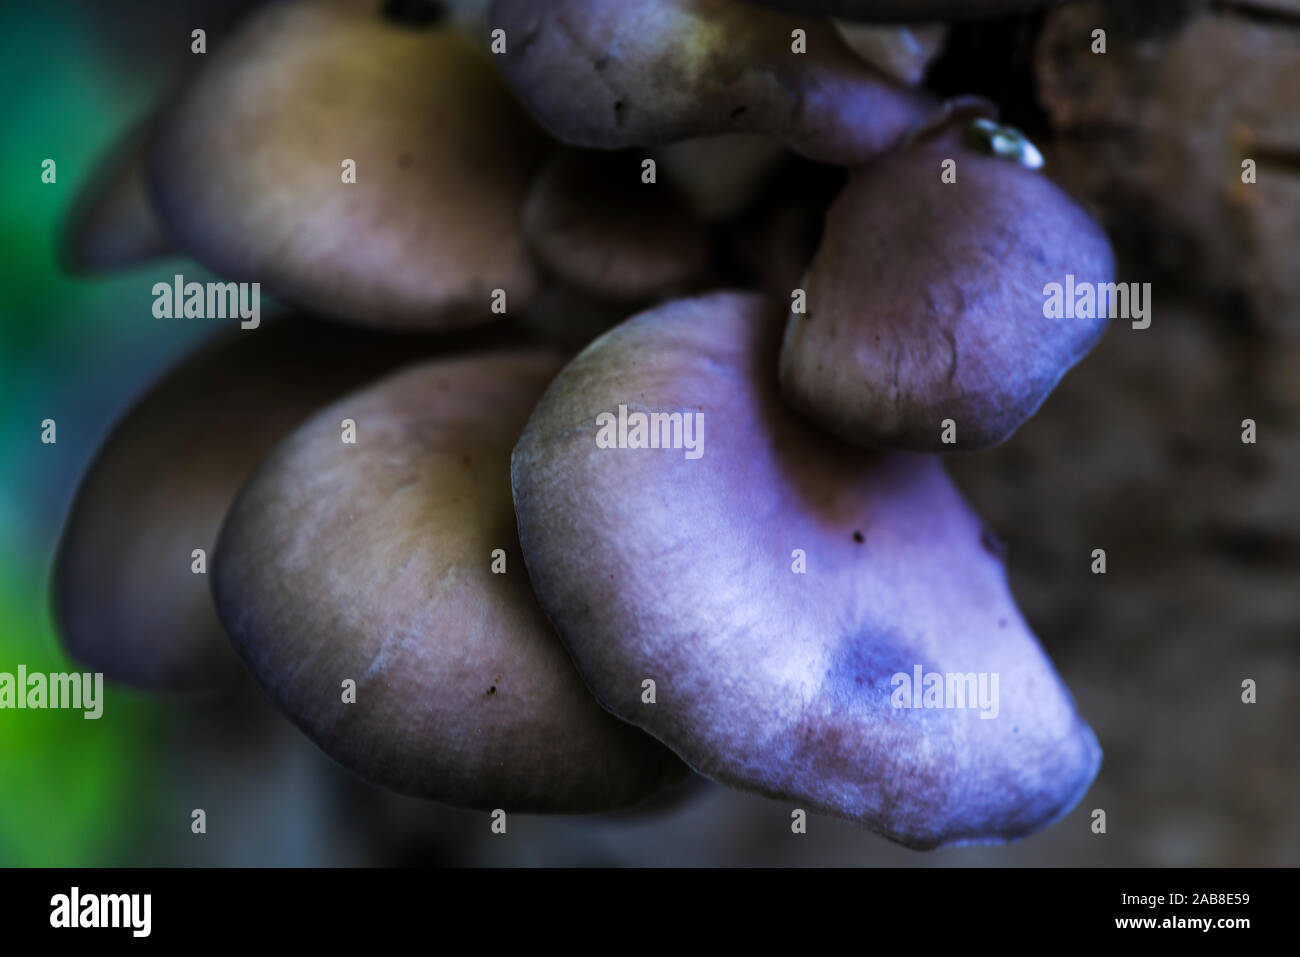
[[489, 0, 937, 165], [511, 291, 1102, 847], [212, 350, 689, 811]]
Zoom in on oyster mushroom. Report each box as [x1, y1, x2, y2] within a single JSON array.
[[830, 22, 947, 85], [211, 351, 687, 811], [779, 116, 1114, 451], [653, 133, 792, 222], [747, 0, 1069, 22], [521, 149, 710, 303], [62, 117, 174, 273], [510, 291, 1101, 847], [489, 0, 936, 165], [147, 0, 546, 329], [51, 317, 469, 694]]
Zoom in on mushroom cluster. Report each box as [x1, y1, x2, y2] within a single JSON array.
[[56, 0, 1113, 849]]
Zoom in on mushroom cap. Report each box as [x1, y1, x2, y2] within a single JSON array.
[[653, 133, 792, 222], [212, 351, 688, 811], [831, 21, 947, 85], [521, 150, 710, 303], [511, 291, 1101, 847], [745, 0, 1068, 23], [489, 0, 936, 165], [62, 117, 174, 273], [779, 121, 1114, 451], [147, 0, 545, 328], [52, 316, 464, 694]]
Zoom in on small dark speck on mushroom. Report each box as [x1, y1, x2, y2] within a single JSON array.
[[486, 685, 496, 696], [980, 525, 1008, 560], [461, 454, 471, 467], [852, 530, 864, 544], [730, 105, 747, 119], [998, 617, 1007, 628], [613, 100, 627, 124], [398, 152, 414, 169]]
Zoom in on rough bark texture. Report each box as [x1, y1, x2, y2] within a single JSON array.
[[1036, 2, 1300, 339]]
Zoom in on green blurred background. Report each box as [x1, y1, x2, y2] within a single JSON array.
[[0, 0, 255, 866]]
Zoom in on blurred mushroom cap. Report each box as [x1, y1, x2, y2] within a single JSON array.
[[511, 291, 1101, 847], [653, 133, 793, 222], [148, 0, 545, 328], [52, 316, 469, 693], [212, 351, 688, 811], [830, 21, 947, 85], [521, 150, 710, 303]]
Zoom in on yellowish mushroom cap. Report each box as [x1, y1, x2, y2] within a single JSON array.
[[148, 1, 546, 328]]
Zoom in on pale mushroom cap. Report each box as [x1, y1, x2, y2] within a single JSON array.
[[521, 150, 709, 302], [511, 291, 1101, 847], [148, 0, 545, 328], [489, 0, 936, 165], [831, 21, 947, 85], [747, 0, 1069, 22], [653, 132, 792, 222], [212, 351, 687, 811], [63, 118, 174, 273], [779, 130, 1115, 451], [52, 317, 461, 693]]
